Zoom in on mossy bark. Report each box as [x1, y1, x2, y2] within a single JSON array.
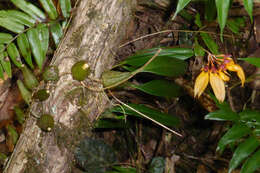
[[4, 0, 136, 172]]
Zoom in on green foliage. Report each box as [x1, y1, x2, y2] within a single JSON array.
[[206, 106, 260, 172], [0, 0, 71, 77]]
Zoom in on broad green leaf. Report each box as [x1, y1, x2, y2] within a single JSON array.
[[0, 17, 24, 33], [7, 43, 23, 68], [131, 80, 182, 98], [217, 123, 251, 154], [50, 22, 63, 47], [172, 0, 192, 20], [120, 48, 193, 67], [17, 33, 34, 69], [0, 51, 12, 78], [39, 0, 58, 20], [59, 0, 72, 18], [0, 63, 4, 79], [0, 33, 13, 44], [111, 104, 179, 127], [95, 119, 130, 129], [229, 136, 260, 173], [148, 157, 165, 173], [10, 0, 46, 20], [194, 39, 205, 57], [243, 0, 253, 22], [102, 71, 132, 88], [17, 79, 32, 105], [205, 0, 216, 22], [239, 57, 260, 68], [241, 149, 260, 173], [215, 0, 230, 41], [0, 10, 35, 27], [200, 33, 219, 54], [205, 109, 239, 121], [37, 24, 49, 61], [239, 109, 260, 126], [27, 28, 44, 70], [142, 56, 187, 77]]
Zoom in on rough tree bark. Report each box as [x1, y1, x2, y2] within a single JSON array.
[[4, 0, 136, 172]]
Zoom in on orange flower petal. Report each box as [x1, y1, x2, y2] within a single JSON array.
[[210, 72, 226, 102], [194, 71, 209, 98]]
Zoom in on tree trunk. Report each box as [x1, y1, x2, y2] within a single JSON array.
[[4, 0, 136, 172]]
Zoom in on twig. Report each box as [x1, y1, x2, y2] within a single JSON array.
[[119, 30, 234, 48]]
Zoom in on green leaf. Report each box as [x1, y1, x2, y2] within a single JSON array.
[[109, 166, 137, 173], [172, 0, 192, 20], [227, 20, 240, 34], [120, 47, 193, 67], [239, 110, 260, 126], [243, 0, 253, 22], [215, 0, 230, 41], [111, 104, 179, 127], [142, 56, 187, 77], [21, 65, 39, 90], [194, 39, 205, 57], [59, 0, 72, 18], [10, 0, 46, 20], [0, 63, 4, 79], [0, 17, 24, 33], [217, 123, 251, 154], [14, 106, 25, 124], [0, 51, 12, 78], [37, 24, 49, 61], [102, 71, 132, 88], [0, 33, 13, 44], [95, 119, 130, 129], [39, 0, 58, 20], [6, 125, 18, 145], [205, 109, 239, 121], [0, 10, 35, 27], [17, 33, 34, 69], [200, 33, 219, 54], [239, 57, 260, 68], [205, 0, 217, 22], [27, 28, 44, 70], [131, 80, 182, 98], [229, 136, 260, 173], [7, 43, 23, 68], [17, 79, 32, 105], [227, 18, 245, 34], [50, 22, 63, 47], [148, 157, 165, 173], [241, 149, 260, 173], [194, 13, 202, 28]]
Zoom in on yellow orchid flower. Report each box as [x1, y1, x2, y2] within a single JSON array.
[[193, 53, 246, 103], [194, 70, 209, 98], [209, 72, 226, 102]]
